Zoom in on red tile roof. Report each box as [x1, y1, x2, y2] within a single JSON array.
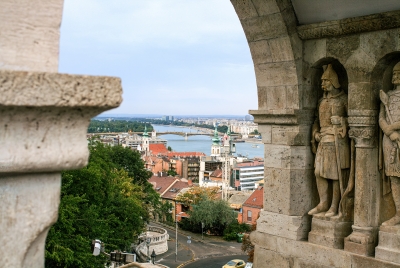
[[243, 186, 263, 209], [149, 176, 177, 195], [161, 180, 191, 200], [149, 144, 169, 155], [210, 168, 222, 178]]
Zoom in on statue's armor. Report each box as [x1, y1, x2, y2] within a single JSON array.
[[315, 91, 350, 180], [383, 90, 400, 176]]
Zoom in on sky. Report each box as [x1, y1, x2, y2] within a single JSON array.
[[59, 0, 257, 116]]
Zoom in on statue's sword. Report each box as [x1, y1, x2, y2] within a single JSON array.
[[333, 122, 344, 198]]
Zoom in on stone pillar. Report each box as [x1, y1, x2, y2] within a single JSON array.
[[344, 110, 380, 256], [251, 110, 315, 241], [0, 70, 122, 267]]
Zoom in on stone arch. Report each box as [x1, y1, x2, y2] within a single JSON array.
[[371, 52, 400, 101], [231, 0, 302, 114]]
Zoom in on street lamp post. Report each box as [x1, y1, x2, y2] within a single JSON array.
[[146, 237, 151, 262], [175, 215, 178, 262], [175, 212, 184, 262]]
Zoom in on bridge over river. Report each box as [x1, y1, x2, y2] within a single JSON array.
[[93, 131, 240, 138]]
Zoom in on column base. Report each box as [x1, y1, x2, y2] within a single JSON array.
[[308, 215, 353, 249], [344, 226, 376, 256], [376, 225, 400, 263]]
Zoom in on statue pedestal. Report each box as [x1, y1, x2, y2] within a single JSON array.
[[376, 226, 400, 263], [308, 214, 353, 249]]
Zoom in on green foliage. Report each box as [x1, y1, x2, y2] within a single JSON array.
[[175, 186, 219, 207], [167, 146, 172, 151], [223, 221, 251, 241], [184, 199, 236, 236], [167, 169, 177, 176], [250, 129, 259, 135], [45, 143, 160, 267], [88, 120, 153, 133]]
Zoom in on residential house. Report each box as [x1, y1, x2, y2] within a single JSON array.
[[228, 192, 252, 223], [242, 186, 263, 225], [149, 176, 193, 222]]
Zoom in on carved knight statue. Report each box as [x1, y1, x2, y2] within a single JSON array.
[[379, 61, 400, 226], [309, 64, 351, 217]]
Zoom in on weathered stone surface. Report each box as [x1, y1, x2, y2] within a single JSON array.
[[252, 231, 400, 267], [230, 0, 258, 20], [0, 70, 122, 107], [376, 226, 400, 263], [303, 39, 327, 66], [253, 247, 291, 268], [256, 211, 311, 240], [249, 40, 274, 65], [269, 37, 295, 62], [258, 124, 271, 144], [308, 218, 353, 249], [297, 10, 400, 40], [251, 0, 280, 16], [255, 61, 298, 87], [0, 0, 63, 72], [0, 174, 60, 267], [263, 144, 313, 169], [241, 14, 288, 42], [272, 166, 315, 213], [327, 35, 360, 65], [348, 82, 375, 110], [0, 71, 122, 173]]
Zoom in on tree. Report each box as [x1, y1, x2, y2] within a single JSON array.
[[175, 186, 219, 207], [45, 143, 160, 267], [223, 221, 251, 241], [167, 146, 172, 151], [167, 169, 177, 176], [186, 199, 236, 235]]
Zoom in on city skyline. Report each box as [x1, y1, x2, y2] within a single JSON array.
[[59, 0, 257, 116]]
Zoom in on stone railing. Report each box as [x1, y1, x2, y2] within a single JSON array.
[[135, 226, 169, 261]]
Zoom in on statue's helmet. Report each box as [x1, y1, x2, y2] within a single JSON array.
[[321, 64, 340, 89], [393, 61, 400, 72]]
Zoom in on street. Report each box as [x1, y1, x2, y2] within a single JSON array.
[[151, 222, 248, 268]]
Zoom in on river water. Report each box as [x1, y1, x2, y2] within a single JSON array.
[[152, 125, 264, 159]]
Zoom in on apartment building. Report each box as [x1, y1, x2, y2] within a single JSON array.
[[232, 160, 264, 191]]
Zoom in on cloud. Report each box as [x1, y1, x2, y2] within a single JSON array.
[[62, 0, 243, 47], [60, 0, 257, 115]]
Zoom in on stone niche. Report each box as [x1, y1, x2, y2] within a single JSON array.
[[231, 0, 400, 267]]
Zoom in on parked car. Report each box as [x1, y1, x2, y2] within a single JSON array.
[[222, 259, 246, 268], [244, 262, 253, 268]]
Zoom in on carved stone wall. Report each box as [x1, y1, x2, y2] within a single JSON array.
[[232, 0, 400, 266]]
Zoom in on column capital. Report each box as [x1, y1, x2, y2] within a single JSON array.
[[0, 70, 122, 173], [348, 126, 376, 148]]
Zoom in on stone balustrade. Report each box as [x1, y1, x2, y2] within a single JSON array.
[[136, 226, 169, 261]]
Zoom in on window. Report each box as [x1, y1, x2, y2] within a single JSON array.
[[247, 210, 252, 222]]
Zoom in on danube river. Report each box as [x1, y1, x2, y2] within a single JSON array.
[[152, 125, 264, 159]]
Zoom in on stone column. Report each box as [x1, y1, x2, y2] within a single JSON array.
[[251, 110, 315, 241], [344, 110, 380, 256], [0, 70, 122, 267]]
